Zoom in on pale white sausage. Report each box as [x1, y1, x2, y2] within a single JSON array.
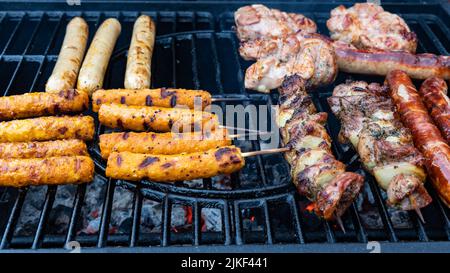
[[77, 18, 121, 96], [46, 17, 88, 93], [124, 15, 156, 89]]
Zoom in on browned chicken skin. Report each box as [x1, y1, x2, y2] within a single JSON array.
[[244, 35, 337, 92], [234, 5, 337, 92], [327, 3, 417, 53], [235, 4, 317, 41]]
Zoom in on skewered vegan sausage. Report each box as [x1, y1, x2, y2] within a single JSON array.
[[77, 18, 121, 96], [0, 139, 87, 159], [46, 17, 89, 93], [0, 89, 88, 121], [0, 115, 95, 142], [92, 88, 211, 112], [419, 77, 450, 143], [386, 70, 450, 207], [98, 104, 219, 132], [99, 128, 231, 159], [106, 146, 245, 182], [0, 156, 94, 187], [124, 15, 156, 89]]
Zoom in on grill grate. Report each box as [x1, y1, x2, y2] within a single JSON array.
[[0, 1, 449, 252]]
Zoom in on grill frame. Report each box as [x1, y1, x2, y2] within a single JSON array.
[[0, 1, 449, 253]]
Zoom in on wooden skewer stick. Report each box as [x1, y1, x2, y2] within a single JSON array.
[[409, 196, 426, 223], [415, 208, 425, 223], [229, 131, 273, 139], [219, 125, 264, 134], [334, 213, 346, 233], [211, 97, 251, 102], [242, 147, 290, 158]]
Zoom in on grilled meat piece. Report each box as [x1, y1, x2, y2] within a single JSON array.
[[328, 80, 432, 210], [327, 3, 417, 53], [244, 36, 337, 92], [235, 5, 336, 92], [235, 4, 316, 41], [277, 75, 364, 220]]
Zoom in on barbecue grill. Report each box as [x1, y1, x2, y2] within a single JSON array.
[[0, 0, 449, 253]]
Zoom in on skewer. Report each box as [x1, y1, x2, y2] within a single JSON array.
[[409, 195, 426, 223], [229, 131, 273, 139], [415, 208, 425, 223], [211, 97, 251, 102], [241, 147, 290, 157], [219, 125, 264, 134], [334, 213, 346, 233]]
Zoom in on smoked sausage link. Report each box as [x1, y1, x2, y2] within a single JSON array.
[[419, 77, 450, 143], [386, 70, 450, 207]]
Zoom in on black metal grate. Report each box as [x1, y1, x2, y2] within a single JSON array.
[[0, 1, 449, 252]]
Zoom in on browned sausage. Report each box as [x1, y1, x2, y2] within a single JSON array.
[[77, 18, 121, 96], [46, 17, 89, 93], [0, 89, 88, 121], [0, 156, 94, 187], [0, 139, 87, 159], [99, 128, 231, 159], [91, 88, 211, 112], [419, 77, 450, 143], [98, 104, 219, 132], [0, 115, 95, 142], [386, 70, 450, 207], [106, 146, 245, 182], [334, 43, 450, 80], [124, 15, 155, 89]]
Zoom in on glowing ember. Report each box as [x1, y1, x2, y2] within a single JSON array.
[[305, 203, 315, 212], [185, 207, 193, 224]]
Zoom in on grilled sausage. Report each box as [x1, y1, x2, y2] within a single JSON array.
[[0, 139, 87, 159], [106, 146, 245, 182], [98, 104, 219, 132], [99, 128, 231, 159], [0, 156, 94, 187], [419, 77, 450, 143], [124, 15, 156, 89], [46, 17, 89, 93], [0, 89, 88, 121], [334, 44, 450, 80], [77, 18, 121, 96], [0, 115, 95, 142], [386, 70, 450, 207], [91, 88, 211, 112]]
